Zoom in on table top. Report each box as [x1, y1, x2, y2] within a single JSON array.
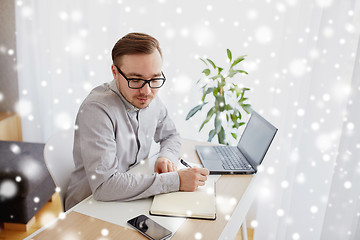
[[172, 139, 255, 239], [26, 139, 258, 240]]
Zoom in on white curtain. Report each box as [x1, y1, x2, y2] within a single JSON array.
[[15, 0, 360, 239], [252, 1, 360, 240]]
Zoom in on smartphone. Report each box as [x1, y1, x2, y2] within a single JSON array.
[[127, 214, 172, 240]]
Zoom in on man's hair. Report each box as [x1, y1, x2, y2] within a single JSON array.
[[112, 32, 162, 66]]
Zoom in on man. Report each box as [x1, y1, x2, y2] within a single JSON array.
[[65, 32, 209, 210]]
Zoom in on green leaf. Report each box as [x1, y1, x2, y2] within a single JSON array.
[[208, 129, 216, 142], [231, 114, 239, 126], [207, 58, 216, 69], [228, 69, 248, 78], [214, 114, 222, 133], [205, 87, 215, 94], [210, 75, 221, 81], [213, 87, 219, 96], [228, 70, 237, 78], [230, 57, 245, 69], [225, 104, 233, 111], [238, 97, 248, 103], [217, 67, 223, 75], [237, 110, 242, 120], [231, 133, 237, 140], [215, 95, 226, 112], [235, 87, 243, 98], [233, 121, 246, 129], [202, 87, 214, 102], [218, 127, 225, 144], [185, 102, 208, 120], [200, 58, 208, 66], [227, 49, 232, 62], [230, 113, 235, 122], [202, 69, 211, 76], [199, 107, 216, 131], [230, 109, 243, 127], [200, 84, 208, 90], [241, 104, 252, 114]]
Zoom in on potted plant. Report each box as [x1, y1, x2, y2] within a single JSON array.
[[185, 49, 252, 144]]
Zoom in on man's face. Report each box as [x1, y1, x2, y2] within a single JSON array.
[[112, 50, 163, 109]]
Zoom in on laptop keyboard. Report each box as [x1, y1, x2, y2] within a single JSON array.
[[214, 146, 252, 170]]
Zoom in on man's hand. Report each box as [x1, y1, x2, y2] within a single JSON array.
[[177, 167, 210, 191], [154, 157, 177, 174]]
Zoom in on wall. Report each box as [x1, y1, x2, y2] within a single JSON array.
[[0, 0, 19, 112]]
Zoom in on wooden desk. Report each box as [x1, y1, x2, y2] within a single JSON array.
[[25, 139, 258, 240], [173, 139, 255, 239]]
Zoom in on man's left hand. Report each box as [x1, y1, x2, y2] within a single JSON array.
[[154, 157, 177, 174]]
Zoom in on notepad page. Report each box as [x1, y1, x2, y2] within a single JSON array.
[[150, 178, 216, 220]]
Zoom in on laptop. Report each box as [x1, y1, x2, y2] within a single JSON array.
[[195, 111, 278, 174]]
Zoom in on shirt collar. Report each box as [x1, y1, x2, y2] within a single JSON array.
[[109, 80, 140, 113]]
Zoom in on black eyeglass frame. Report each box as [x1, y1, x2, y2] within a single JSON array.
[[115, 65, 166, 89]]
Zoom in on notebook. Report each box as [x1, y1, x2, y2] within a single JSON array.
[[196, 111, 278, 175], [149, 178, 216, 220]]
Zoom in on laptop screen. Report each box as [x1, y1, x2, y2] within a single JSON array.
[[237, 111, 277, 167]]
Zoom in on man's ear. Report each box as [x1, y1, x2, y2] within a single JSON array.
[[111, 64, 117, 78]]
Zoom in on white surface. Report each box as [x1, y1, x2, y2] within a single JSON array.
[[73, 158, 220, 233], [72, 196, 186, 233]]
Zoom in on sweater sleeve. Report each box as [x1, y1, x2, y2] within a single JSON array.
[[76, 102, 180, 202]]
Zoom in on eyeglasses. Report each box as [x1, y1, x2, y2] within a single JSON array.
[[115, 65, 166, 89]]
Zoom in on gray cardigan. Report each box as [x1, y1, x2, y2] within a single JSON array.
[[65, 80, 181, 210]]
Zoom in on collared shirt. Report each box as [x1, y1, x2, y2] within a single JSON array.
[[65, 80, 181, 210]]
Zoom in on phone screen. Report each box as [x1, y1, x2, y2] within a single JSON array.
[[127, 214, 172, 240]]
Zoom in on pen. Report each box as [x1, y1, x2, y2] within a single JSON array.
[[180, 159, 192, 168]]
